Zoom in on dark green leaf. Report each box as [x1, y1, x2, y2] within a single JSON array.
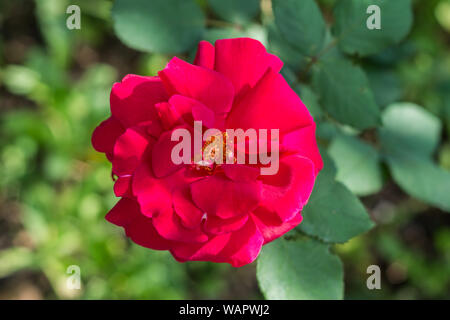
[[112, 0, 205, 53], [257, 237, 343, 299], [273, 0, 326, 56], [379, 103, 450, 212], [367, 69, 403, 108], [267, 24, 309, 72], [312, 58, 380, 129], [296, 85, 323, 119], [299, 166, 375, 243], [332, 0, 413, 56]]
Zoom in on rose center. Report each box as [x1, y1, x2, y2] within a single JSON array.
[[191, 132, 235, 174]]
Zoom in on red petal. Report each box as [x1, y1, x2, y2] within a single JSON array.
[[260, 156, 316, 222], [170, 233, 231, 262], [252, 209, 303, 244], [152, 208, 208, 243], [226, 69, 313, 134], [114, 176, 132, 197], [190, 175, 262, 219], [173, 185, 204, 229], [105, 197, 138, 227], [193, 40, 215, 69], [216, 216, 264, 267], [112, 126, 153, 176], [91, 116, 124, 157], [203, 214, 248, 235], [222, 164, 260, 182], [215, 38, 283, 95], [110, 198, 172, 250], [110, 74, 168, 128], [133, 149, 201, 217], [281, 124, 323, 175], [151, 129, 187, 178], [158, 57, 234, 114]]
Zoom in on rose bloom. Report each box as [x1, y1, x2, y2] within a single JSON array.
[[92, 38, 322, 267]]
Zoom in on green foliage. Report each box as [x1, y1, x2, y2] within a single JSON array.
[[257, 237, 343, 300], [328, 134, 383, 196], [299, 152, 375, 243], [112, 0, 206, 53], [272, 0, 326, 56], [312, 58, 380, 129], [379, 103, 450, 211], [379, 103, 442, 157], [333, 0, 413, 56]]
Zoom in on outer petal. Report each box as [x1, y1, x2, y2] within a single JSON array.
[[226, 69, 313, 134], [158, 57, 234, 114], [112, 126, 153, 176], [260, 155, 316, 222], [125, 215, 173, 250], [193, 40, 215, 69], [203, 214, 248, 235], [111, 74, 168, 128], [106, 198, 172, 251], [281, 124, 323, 175], [152, 208, 208, 243], [105, 197, 138, 227], [215, 38, 283, 95], [170, 233, 231, 263], [252, 209, 303, 244], [190, 175, 262, 219], [91, 116, 125, 159], [216, 216, 264, 267], [114, 176, 132, 197]]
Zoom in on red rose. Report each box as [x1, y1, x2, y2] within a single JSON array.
[[92, 38, 322, 267]]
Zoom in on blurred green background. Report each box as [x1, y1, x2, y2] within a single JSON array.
[[0, 0, 449, 299]]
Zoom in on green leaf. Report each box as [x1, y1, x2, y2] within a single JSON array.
[[367, 69, 403, 108], [332, 0, 413, 56], [312, 58, 380, 129], [267, 24, 309, 72], [379, 103, 450, 212], [112, 0, 205, 53], [386, 152, 450, 212], [272, 0, 326, 56], [379, 103, 442, 157], [299, 166, 375, 243], [328, 134, 383, 196], [295, 85, 323, 120], [257, 237, 343, 300], [208, 0, 260, 24]]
